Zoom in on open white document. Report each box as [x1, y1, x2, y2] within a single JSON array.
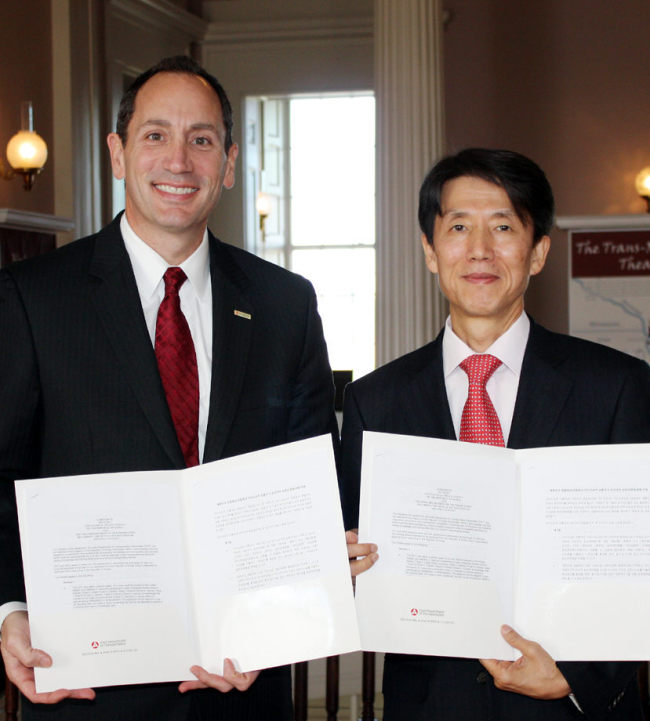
[[356, 431, 650, 661], [15, 435, 360, 692]]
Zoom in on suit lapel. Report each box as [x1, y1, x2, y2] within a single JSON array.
[[508, 320, 574, 449], [88, 218, 184, 468], [203, 235, 254, 462], [398, 332, 457, 441], [389, 320, 575, 448]]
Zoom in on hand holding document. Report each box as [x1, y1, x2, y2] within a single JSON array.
[[479, 624, 571, 700], [345, 530, 378, 579], [355, 431, 650, 661], [15, 435, 360, 692], [0, 610, 96, 705]]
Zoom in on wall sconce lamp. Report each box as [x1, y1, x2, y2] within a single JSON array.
[[256, 191, 271, 241], [0, 101, 48, 191], [635, 167, 650, 213]]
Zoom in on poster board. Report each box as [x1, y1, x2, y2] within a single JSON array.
[[564, 217, 650, 365]]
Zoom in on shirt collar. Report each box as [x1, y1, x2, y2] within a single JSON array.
[[442, 313, 530, 378], [120, 214, 210, 300]]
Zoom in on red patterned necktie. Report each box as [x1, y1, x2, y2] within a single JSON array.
[[155, 267, 199, 467], [459, 354, 505, 447]]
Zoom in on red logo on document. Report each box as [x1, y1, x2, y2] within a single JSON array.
[[91, 641, 99, 649], [410, 608, 419, 616]]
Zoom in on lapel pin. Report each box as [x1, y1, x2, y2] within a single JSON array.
[[234, 309, 252, 320]]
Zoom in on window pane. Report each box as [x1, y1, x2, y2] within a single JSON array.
[[292, 247, 375, 380], [290, 96, 375, 247]]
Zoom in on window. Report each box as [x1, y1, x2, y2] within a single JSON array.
[[245, 94, 375, 380]]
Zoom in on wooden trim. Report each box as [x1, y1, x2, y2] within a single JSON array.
[[0, 209, 75, 234], [294, 662, 309, 721], [556, 214, 650, 230], [108, 0, 207, 37], [204, 16, 372, 46]]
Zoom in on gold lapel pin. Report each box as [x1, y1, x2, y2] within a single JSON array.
[[234, 309, 252, 320]]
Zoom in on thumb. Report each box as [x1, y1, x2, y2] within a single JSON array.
[[9, 641, 52, 669], [345, 530, 359, 544], [500, 624, 528, 652], [26, 647, 53, 668]]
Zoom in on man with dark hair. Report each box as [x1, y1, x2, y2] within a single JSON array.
[[418, 148, 555, 245], [342, 148, 650, 720], [115, 55, 235, 152], [0, 55, 336, 721]]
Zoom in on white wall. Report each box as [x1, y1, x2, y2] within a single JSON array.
[[201, 2, 373, 247]]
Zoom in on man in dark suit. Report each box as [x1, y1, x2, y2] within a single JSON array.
[[341, 148, 650, 720], [0, 56, 337, 720]]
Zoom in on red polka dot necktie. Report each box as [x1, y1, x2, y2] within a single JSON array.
[[459, 354, 505, 447], [155, 267, 199, 467]]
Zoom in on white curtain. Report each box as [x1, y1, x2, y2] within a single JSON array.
[[375, 0, 447, 366]]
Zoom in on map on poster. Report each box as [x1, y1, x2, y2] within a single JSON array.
[[569, 229, 650, 365]]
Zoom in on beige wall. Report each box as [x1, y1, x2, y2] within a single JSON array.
[[443, 0, 650, 331], [0, 1, 54, 214]]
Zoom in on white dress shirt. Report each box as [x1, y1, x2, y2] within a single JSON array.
[[442, 313, 530, 445]]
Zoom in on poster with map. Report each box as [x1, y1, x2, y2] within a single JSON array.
[[569, 229, 650, 365]]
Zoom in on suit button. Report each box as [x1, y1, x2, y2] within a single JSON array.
[[476, 671, 489, 684]]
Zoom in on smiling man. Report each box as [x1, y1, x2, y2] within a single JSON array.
[[0, 56, 337, 721], [341, 148, 650, 720], [106, 69, 238, 264]]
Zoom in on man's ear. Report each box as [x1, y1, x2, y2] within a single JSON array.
[[222, 142, 239, 190], [529, 235, 551, 276], [421, 233, 439, 275], [106, 133, 125, 180]]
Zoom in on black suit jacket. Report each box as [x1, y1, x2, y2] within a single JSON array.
[[0, 215, 338, 721], [340, 320, 650, 721]]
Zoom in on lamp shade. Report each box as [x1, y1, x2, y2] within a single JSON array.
[[256, 191, 272, 217], [635, 167, 650, 197], [6, 130, 48, 170]]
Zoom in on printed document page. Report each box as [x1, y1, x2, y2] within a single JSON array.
[[16, 470, 197, 692], [16, 435, 359, 692], [516, 443, 650, 660], [355, 432, 519, 660], [183, 435, 360, 674], [356, 432, 650, 661]]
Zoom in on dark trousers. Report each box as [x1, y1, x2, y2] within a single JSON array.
[[22, 665, 292, 721]]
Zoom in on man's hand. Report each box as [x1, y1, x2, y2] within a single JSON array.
[[178, 659, 259, 694], [346, 530, 378, 578], [0, 611, 95, 704], [480, 624, 571, 700]]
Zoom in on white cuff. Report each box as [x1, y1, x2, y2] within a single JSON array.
[[0, 601, 28, 640]]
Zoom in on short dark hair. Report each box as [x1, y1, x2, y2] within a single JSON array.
[[115, 55, 234, 152], [418, 148, 554, 246]]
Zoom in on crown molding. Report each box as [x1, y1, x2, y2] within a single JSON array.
[[556, 214, 650, 230], [108, 0, 208, 39], [204, 16, 373, 47], [0, 209, 75, 234]]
